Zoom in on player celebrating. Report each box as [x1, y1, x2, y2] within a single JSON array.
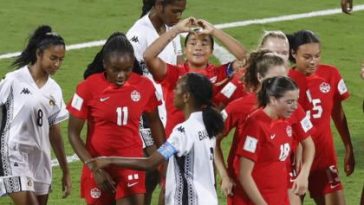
[[67, 32, 165, 205], [143, 17, 247, 136], [86, 73, 224, 205], [287, 30, 355, 205], [0, 25, 71, 205]]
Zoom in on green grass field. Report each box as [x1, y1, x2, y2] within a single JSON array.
[[1, 0, 364, 204]]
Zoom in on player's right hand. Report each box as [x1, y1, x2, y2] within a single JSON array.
[[92, 168, 116, 193]]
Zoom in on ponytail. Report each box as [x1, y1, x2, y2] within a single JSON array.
[[140, 0, 155, 17], [183, 73, 224, 138], [11, 25, 65, 69]]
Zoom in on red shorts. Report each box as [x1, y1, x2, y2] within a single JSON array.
[[227, 184, 249, 205], [80, 166, 145, 205], [308, 164, 343, 198]]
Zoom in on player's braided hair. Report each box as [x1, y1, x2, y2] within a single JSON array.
[[258, 76, 298, 107], [286, 30, 320, 63], [244, 49, 285, 92], [11, 25, 65, 69], [140, 0, 186, 17], [84, 32, 139, 79], [182, 73, 224, 138]]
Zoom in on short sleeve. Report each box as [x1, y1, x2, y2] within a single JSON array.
[[143, 83, 162, 113], [332, 68, 349, 102], [236, 118, 262, 162], [159, 64, 184, 90], [52, 94, 69, 125], [67, 82, 92, 119], [167, 124, 195, 157], [290, 105, 314, 141], [0, 78, 12, 105]]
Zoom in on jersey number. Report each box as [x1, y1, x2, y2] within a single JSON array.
[[37, 109, 43, 127], [306, 90, 323, 119], [279, 143, 290, 161], [116, 107, 128, 126]]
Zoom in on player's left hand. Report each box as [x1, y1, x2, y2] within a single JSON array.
[[195, 19, 215, 35], [341, 0, 353, 14], [62, 171, 72, 198], [220, 175, 235, 197], [344, 146, 355, 176]]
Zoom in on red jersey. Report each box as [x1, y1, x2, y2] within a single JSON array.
[[214, 70, 247, 107], [159, 63, 230, 136], [289, 64, 349, 169], [67, 73, 160, 157], [236, 109, 295, 205]]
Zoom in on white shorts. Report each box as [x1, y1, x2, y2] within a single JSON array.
[[0, 176, 51, 196]]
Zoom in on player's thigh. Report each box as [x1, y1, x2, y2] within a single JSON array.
[[116, 193, 144, 205], [9, 191, 39, 205]]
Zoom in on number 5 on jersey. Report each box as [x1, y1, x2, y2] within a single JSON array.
[[116, 107, 128, 126], [306, 90, 323, 119]]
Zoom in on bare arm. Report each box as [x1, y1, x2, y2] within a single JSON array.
[[67, 114, 115, 192], [214, 134, 234, 196], [88, 151, 166, 172], [198, 19, 247, 61], [49, 123, 71, 198], [144, 109, 166, 148], [239, 157, 267, 205], [292, 137, 315, 195], [143, 17, 194, 81], [332, 101, 355, 176]]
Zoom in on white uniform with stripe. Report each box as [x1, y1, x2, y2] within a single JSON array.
[[158, 112, 217, 205], [0, 66, 68, 195]]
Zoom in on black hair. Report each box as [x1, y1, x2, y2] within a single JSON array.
[[184, 32, 214, 50], [257, 76, 298, 107], [83, 32, 135, 79], [140, 0, 185, 17], [182, 73, 224, 138], [286, 30, 320, 63], [244, 49, 285, 92], [11, 25, 65, 69]]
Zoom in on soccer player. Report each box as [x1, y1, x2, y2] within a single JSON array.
[[215, 50, 315, 205], [258, 30, 290, 63], [143, 17, 247, 136], [287, 30, 355, 205], [0, 25, 71, 205], [126, 1, 186, 203], [237, 76, 314, 205], [67, 32, 165, 205], [86, 73, 224, 205]]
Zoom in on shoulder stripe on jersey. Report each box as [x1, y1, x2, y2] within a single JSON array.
[[0, 88, 14, 176]]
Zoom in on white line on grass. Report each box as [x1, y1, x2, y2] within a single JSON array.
[[37, 5, 361, 167], [1, 5, 364, 61]]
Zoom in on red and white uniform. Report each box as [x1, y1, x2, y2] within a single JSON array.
[[235, 109, 308, 205], [214, 70, 247, 107], [158, 63, 231, 136], [225, 94, 313, 205], [289, 64, 350, 197], [67, 73, 161, 204]]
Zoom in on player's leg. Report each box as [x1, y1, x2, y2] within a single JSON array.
[[116, 194, 144, 205], [37, 194, 49, 205], [9, 191, 39, 205]]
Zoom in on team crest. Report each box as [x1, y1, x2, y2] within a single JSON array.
[[319, 82, 331, 93], [131, 90, 141, 102], [49, 95, 56, 106], [90, 187, 101, 199], [286, 125, 292, 137]]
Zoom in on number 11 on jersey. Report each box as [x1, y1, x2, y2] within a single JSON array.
[[116, 107, 128, 126]]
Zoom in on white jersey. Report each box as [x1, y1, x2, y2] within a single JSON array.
[[161, 112, 217, 205], [127, 13, 182, 127], [0, 66, 68, 193]]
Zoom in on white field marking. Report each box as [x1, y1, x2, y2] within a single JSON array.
[[46, 5, 364, 167], [1, 5, 364, 61]]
